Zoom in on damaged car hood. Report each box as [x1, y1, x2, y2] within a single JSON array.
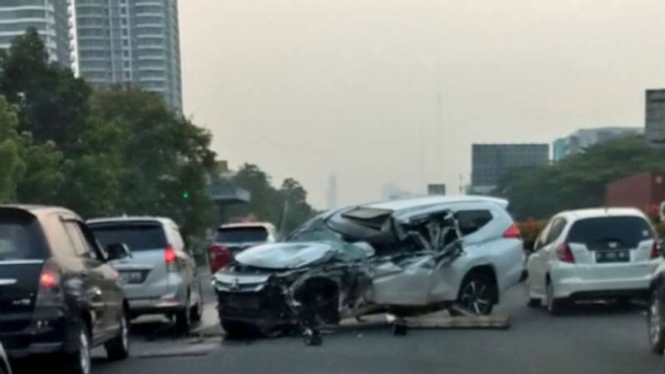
[[235, 242, 336, 269]]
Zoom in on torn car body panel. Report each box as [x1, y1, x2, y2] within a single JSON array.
[[213, 196, 525, 336]]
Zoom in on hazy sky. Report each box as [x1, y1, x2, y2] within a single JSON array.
[[179, 0, 664, 209]]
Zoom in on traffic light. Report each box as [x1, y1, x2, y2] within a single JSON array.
[[182, 192, 190, 200]]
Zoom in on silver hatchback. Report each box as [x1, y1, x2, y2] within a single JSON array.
[[88, 217, 203, 331]]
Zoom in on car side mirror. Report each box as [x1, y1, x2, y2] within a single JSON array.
[[106, 243, 131, 261]]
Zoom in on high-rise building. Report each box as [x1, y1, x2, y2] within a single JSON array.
[[553, 127, 643, 161], [0, 0, 72, 66], [646, 89, 665, 147], [75, 0, 182, 111], [471, 144, 549, 194]]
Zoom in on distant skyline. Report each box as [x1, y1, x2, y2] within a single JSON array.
[[179, 1, 661, 208]]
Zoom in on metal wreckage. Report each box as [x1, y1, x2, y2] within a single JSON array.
[[213, 197, 522, 345]]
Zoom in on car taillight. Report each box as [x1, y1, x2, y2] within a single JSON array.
[[503, 223, 521, 239], [35, 261, 63, 307], [209, 244, 232, 274], [651, 240, 661, 259], [165, 245, 177, 272], [556, 243, 575, 263]]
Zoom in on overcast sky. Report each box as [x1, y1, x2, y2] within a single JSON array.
[[179, 0, 663, 209]]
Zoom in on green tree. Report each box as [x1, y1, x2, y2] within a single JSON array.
[[498, 136, 665, 220], [224, 164, 317, 234], [0, 28, 91, 150], [0, 95, 63, 203], [86, 89, 217, 237], [279, 178, 316, 234]]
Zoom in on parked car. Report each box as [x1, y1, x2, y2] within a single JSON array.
[[525, 208, 659, 315], [0, 342, 12, 374], [0, 205, 129, 374], [208, 222, 278, 274], [88, 217, 203, 332], [213, 196, 525, 340]]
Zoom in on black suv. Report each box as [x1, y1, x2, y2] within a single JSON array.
[[0, 206, 130, 374]]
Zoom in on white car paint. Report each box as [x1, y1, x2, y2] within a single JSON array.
[[526, 208, 660, 303], [369, 199, 524, 306], [222, 196, 525, 313]]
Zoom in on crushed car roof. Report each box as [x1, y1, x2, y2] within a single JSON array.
[[360, 195, 509, 212]]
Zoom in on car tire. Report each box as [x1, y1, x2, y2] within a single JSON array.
[[176, 307, 191, 333], [454, 272, 496, 316], [62, 321, 92, 374], [105, 309, 130, 360], [648, 290, 665, 354], [191, 284, 203, 323], [546, 280, 567, 316]]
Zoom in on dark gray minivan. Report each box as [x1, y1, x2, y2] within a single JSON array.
[[0, 206, 130, 374]]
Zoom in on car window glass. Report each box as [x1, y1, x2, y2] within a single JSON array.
[[545, 218, 567, 244], [77, 223, 104, 260], [0, 211, 46, 260], [455, 210, 493, 236], [216, 227, 269, 243], [90, 223, 168, 252], [63, 221, 92, 258], [567, 216, 654, 249], [534, 220, 553, 250]]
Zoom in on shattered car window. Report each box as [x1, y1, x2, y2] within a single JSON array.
[[287, 216, 369, 261], [287, 216, 343, 243]]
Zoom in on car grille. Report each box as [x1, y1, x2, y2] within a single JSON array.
[[218, 285, 292, 320]]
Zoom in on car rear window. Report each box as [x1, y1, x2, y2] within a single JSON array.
[[567, 216, 654, 249], [90, 223, 168, 252], [0, 210, 46, 260], [215, 227, 268, 243]]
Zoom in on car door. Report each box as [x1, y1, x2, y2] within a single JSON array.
[[78, 222, 124, 336], [527, 219, 552, 297], [62, 218, 116, 343], [528, 217, 567, 297]]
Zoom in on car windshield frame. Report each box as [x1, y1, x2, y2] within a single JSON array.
[[215, 226, 269, 244]]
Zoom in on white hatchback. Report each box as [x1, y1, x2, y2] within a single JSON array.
[[526, 208, 660, 314]]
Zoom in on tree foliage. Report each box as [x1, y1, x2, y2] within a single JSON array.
[[0, 29, 216, 238], [498, 136, 665, 220], [0, 29, 317, 239], [225, 164, 317, 235]]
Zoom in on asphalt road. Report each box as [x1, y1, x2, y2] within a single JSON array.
[[83, 283, 665, 374], [13, 283, 665, 374]]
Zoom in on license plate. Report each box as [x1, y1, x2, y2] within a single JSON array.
[[120, 271, 145, 284], [596, 250, 630, 263]]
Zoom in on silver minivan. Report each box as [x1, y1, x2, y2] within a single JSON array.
[[88, 217, 203, 331]]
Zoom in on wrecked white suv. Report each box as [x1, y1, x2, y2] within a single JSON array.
[[213, 196, 525, 340]]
